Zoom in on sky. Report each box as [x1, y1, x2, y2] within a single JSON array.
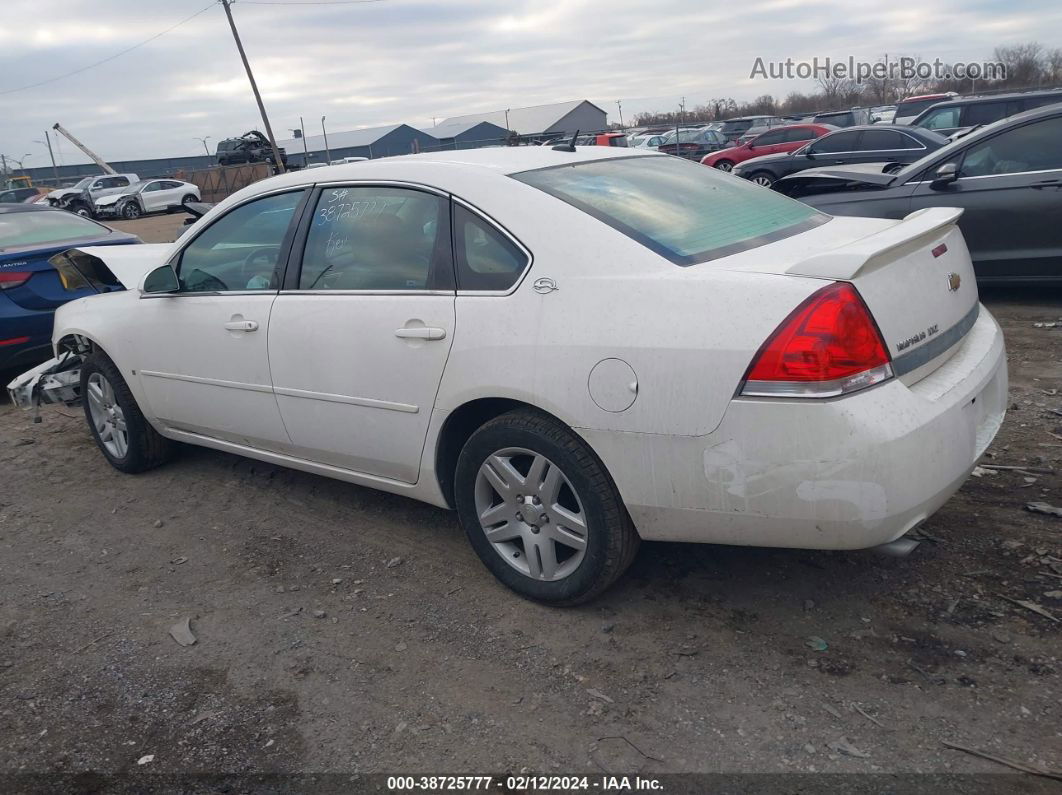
[[0, 0, 1057, 167]]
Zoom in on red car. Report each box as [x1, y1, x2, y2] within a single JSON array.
[[700, 123, 834, 172]]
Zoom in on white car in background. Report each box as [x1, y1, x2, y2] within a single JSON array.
[[45, 173, 140, 209], [94, 179, 201, 219], [9, 148, 1006, 604]]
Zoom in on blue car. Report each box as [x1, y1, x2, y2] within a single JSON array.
[[0, 204, 140, 371]]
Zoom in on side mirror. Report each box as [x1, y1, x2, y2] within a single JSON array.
[[805, 149, 816, 159], [930, 162, 960, 189], [142, 265, 179, 294]]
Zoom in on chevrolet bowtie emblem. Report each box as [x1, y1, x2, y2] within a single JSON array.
[[947, 272, 961, 291]]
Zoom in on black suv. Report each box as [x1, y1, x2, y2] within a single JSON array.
[[910, 89, 1062, 137]]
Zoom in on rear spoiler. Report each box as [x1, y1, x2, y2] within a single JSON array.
[[788, 207, 964, 281]]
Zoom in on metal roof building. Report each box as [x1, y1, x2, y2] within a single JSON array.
[[439, 100, 608, 139], [276, 124, 441, 167], [424, 120, 510, 149]]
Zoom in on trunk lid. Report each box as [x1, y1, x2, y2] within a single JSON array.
[[787, 208, 977, 382], [0, 239, 138, 311], [716, 207, 977, 384]]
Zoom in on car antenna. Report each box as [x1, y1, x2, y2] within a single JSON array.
[[552, 130, 579, 152]]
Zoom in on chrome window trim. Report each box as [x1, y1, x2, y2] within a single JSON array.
[[451, 196, 534, 297]]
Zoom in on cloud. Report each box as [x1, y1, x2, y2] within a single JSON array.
[[0, 0, 1055, 164]]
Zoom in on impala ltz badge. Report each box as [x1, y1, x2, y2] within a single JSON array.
[[947, 272, 961, 291]]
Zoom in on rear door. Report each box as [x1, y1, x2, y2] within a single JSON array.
[[267, 184, 456, 483], [908, 114, 1062, 280]]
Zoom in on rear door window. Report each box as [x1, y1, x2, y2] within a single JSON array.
[[513, 156, 828, 266], [809, 131, 861, 153], [858, 129, 908, 150], [298, 186, 451, 291], [784, 127, 818, 142], [962, 102, 1008, 126]]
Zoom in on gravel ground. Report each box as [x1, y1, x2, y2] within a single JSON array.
[[1, 222, 1059, 789]]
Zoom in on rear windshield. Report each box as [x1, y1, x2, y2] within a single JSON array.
[[513, 156, 828, 266], [0, 210, 110, 251]]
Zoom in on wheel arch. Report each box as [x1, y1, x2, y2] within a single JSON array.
[[433, 397, 604, 509]]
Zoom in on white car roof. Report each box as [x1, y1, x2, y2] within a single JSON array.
[[207, 147, 664, 221]]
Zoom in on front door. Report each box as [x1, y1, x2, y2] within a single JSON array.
[[267, 185, 456, 483], [132, 188, 307, 450]]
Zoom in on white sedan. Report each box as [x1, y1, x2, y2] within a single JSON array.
[[94, 179, 200, 219], [8, 148, 1007, 604]]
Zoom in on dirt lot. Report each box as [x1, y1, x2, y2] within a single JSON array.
[[1, 218, 1060, 789]]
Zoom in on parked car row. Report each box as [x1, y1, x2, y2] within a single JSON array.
[[33, 174, 200, 220], [773, 102, 1062, 282]]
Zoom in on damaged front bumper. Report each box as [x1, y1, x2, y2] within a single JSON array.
[[6, 352, 84, 422]]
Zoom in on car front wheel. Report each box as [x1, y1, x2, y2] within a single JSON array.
[[454, 409, 639, 605], [714, 160, 735, 172], [81, 353, 173, 474], [121, 202, 141, 219], [749, 171, 775, 187]]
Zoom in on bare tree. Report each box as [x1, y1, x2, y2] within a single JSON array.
[[994, 42, 1046, 87]]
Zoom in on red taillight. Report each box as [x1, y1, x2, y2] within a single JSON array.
[[0, 271, 31, 290], [0, 336, 30, 347], [741, 282, 893, 398]]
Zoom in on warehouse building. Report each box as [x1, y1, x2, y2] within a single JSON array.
[[438, 99, 608, 141], [276, 124, 440, 168], [424, 120, 511, 149]]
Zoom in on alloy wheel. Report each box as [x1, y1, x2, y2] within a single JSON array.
[[751, 174, 774, 187], [716, 161, 733, 172], [86, 372, 129, 459], [474, 447, 588, 581]]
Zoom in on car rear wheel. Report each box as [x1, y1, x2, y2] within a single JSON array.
[[715, 160, 735, 172], [121, 202, 141, 219], [454, 409, 639, 605], [81, 353, 173, 474], [749, 171, 775, 187]]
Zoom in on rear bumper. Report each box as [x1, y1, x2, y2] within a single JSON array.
[[579, 304, 1007, 549]]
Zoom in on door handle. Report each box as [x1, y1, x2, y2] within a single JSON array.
[[224, 320, 259, 332], [394, 327, 446, 340]]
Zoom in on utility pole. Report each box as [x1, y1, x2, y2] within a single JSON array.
[[616, 100, 625, 131], [299, 116, 310, 165], [194, 136, 211, 156], [321, 116, 331, 163], [220, 0, 286, 173], [44, 132, 59, 183]]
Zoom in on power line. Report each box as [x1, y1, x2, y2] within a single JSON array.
[[0, 1, 217, 96]]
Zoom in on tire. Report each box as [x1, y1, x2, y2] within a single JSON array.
[[73, 204, 92, 218], [714, 160, 735, 172], [454, 409, 639, 605], [121, 202, 141, 219], [749, 171, 775, 187], [81, 352, 173, 474], [180, 194, 197, 206]]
